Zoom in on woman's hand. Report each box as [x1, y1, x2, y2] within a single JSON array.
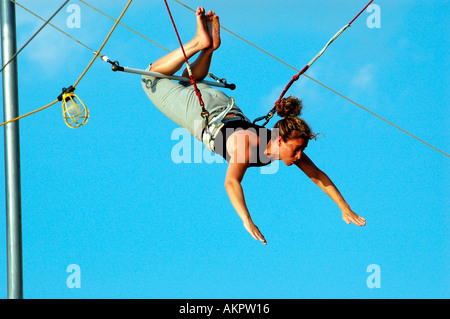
[[342, 207, 366, 226], [244, 220, 267, 245]]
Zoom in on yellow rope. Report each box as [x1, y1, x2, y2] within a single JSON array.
[[3, 0, 448, 157], [0, 100, 59, 127], [73, 0, 133, 88], [0, 0, 133, 127]]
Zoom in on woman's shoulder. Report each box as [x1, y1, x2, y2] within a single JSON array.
[[226, 125, 272, 165], [222, 120, 271, 143], [226, 128, 257, 156], [219, 119, 272, 165]]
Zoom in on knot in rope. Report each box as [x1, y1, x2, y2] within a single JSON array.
[[189, 75, 203, 103]]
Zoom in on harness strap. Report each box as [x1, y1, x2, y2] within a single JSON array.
[[202, 97, 236, 152]]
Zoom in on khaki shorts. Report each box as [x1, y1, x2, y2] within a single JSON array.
[[141, 66, 248, 141]]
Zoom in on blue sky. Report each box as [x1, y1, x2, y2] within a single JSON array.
[[0, 0, 448, 299]]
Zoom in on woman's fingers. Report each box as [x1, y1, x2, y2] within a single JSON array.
[[343, 209, 366, 226], [255, 231, 267, 245], [253, 226, 267, 245], [244, 221, 267, 245]]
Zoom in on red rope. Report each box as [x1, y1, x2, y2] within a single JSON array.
[[163, 0, 207, 115], [349, 0, 374, 26], [260, 0, 374, 125], [273, 65, 309, 109]]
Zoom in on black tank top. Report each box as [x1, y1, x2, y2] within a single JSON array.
[[214, 120, 273, 167]]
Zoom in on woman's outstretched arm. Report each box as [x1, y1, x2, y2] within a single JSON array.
[[225, 162, 267, 245], [295, 153, 366, 226], [224, 135, 267, 245]]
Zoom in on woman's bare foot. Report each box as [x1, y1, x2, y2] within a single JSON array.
[[150, 7, 211, 75], [194, 7, 212, 50], [206, 10, 221, 50]]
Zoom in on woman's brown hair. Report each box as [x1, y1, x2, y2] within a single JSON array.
[[273, 96, 317, 141]]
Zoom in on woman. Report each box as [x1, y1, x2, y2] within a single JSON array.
[[142, 8, 366, 245]]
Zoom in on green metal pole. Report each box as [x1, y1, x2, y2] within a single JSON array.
[[1, 0, 23, 299]]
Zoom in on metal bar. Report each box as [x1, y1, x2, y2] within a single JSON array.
[[121, 66, 236, 90], [1, 0, 23, 299]]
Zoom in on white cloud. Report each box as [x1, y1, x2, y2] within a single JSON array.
[[22, 28, 77, 78], [351, 64, 377, 90]]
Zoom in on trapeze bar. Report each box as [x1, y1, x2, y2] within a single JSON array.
[[115, 65, 236, 90]]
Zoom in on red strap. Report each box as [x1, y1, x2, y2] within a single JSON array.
[[163, 0, 206, 113], [189, 75, 205, 107], [349, 0, 374, 26], [268, 0, 374, 117], [271, 65, 309, 113]]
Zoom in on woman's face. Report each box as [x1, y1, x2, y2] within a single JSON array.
[[278, 137, 308, 165]]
